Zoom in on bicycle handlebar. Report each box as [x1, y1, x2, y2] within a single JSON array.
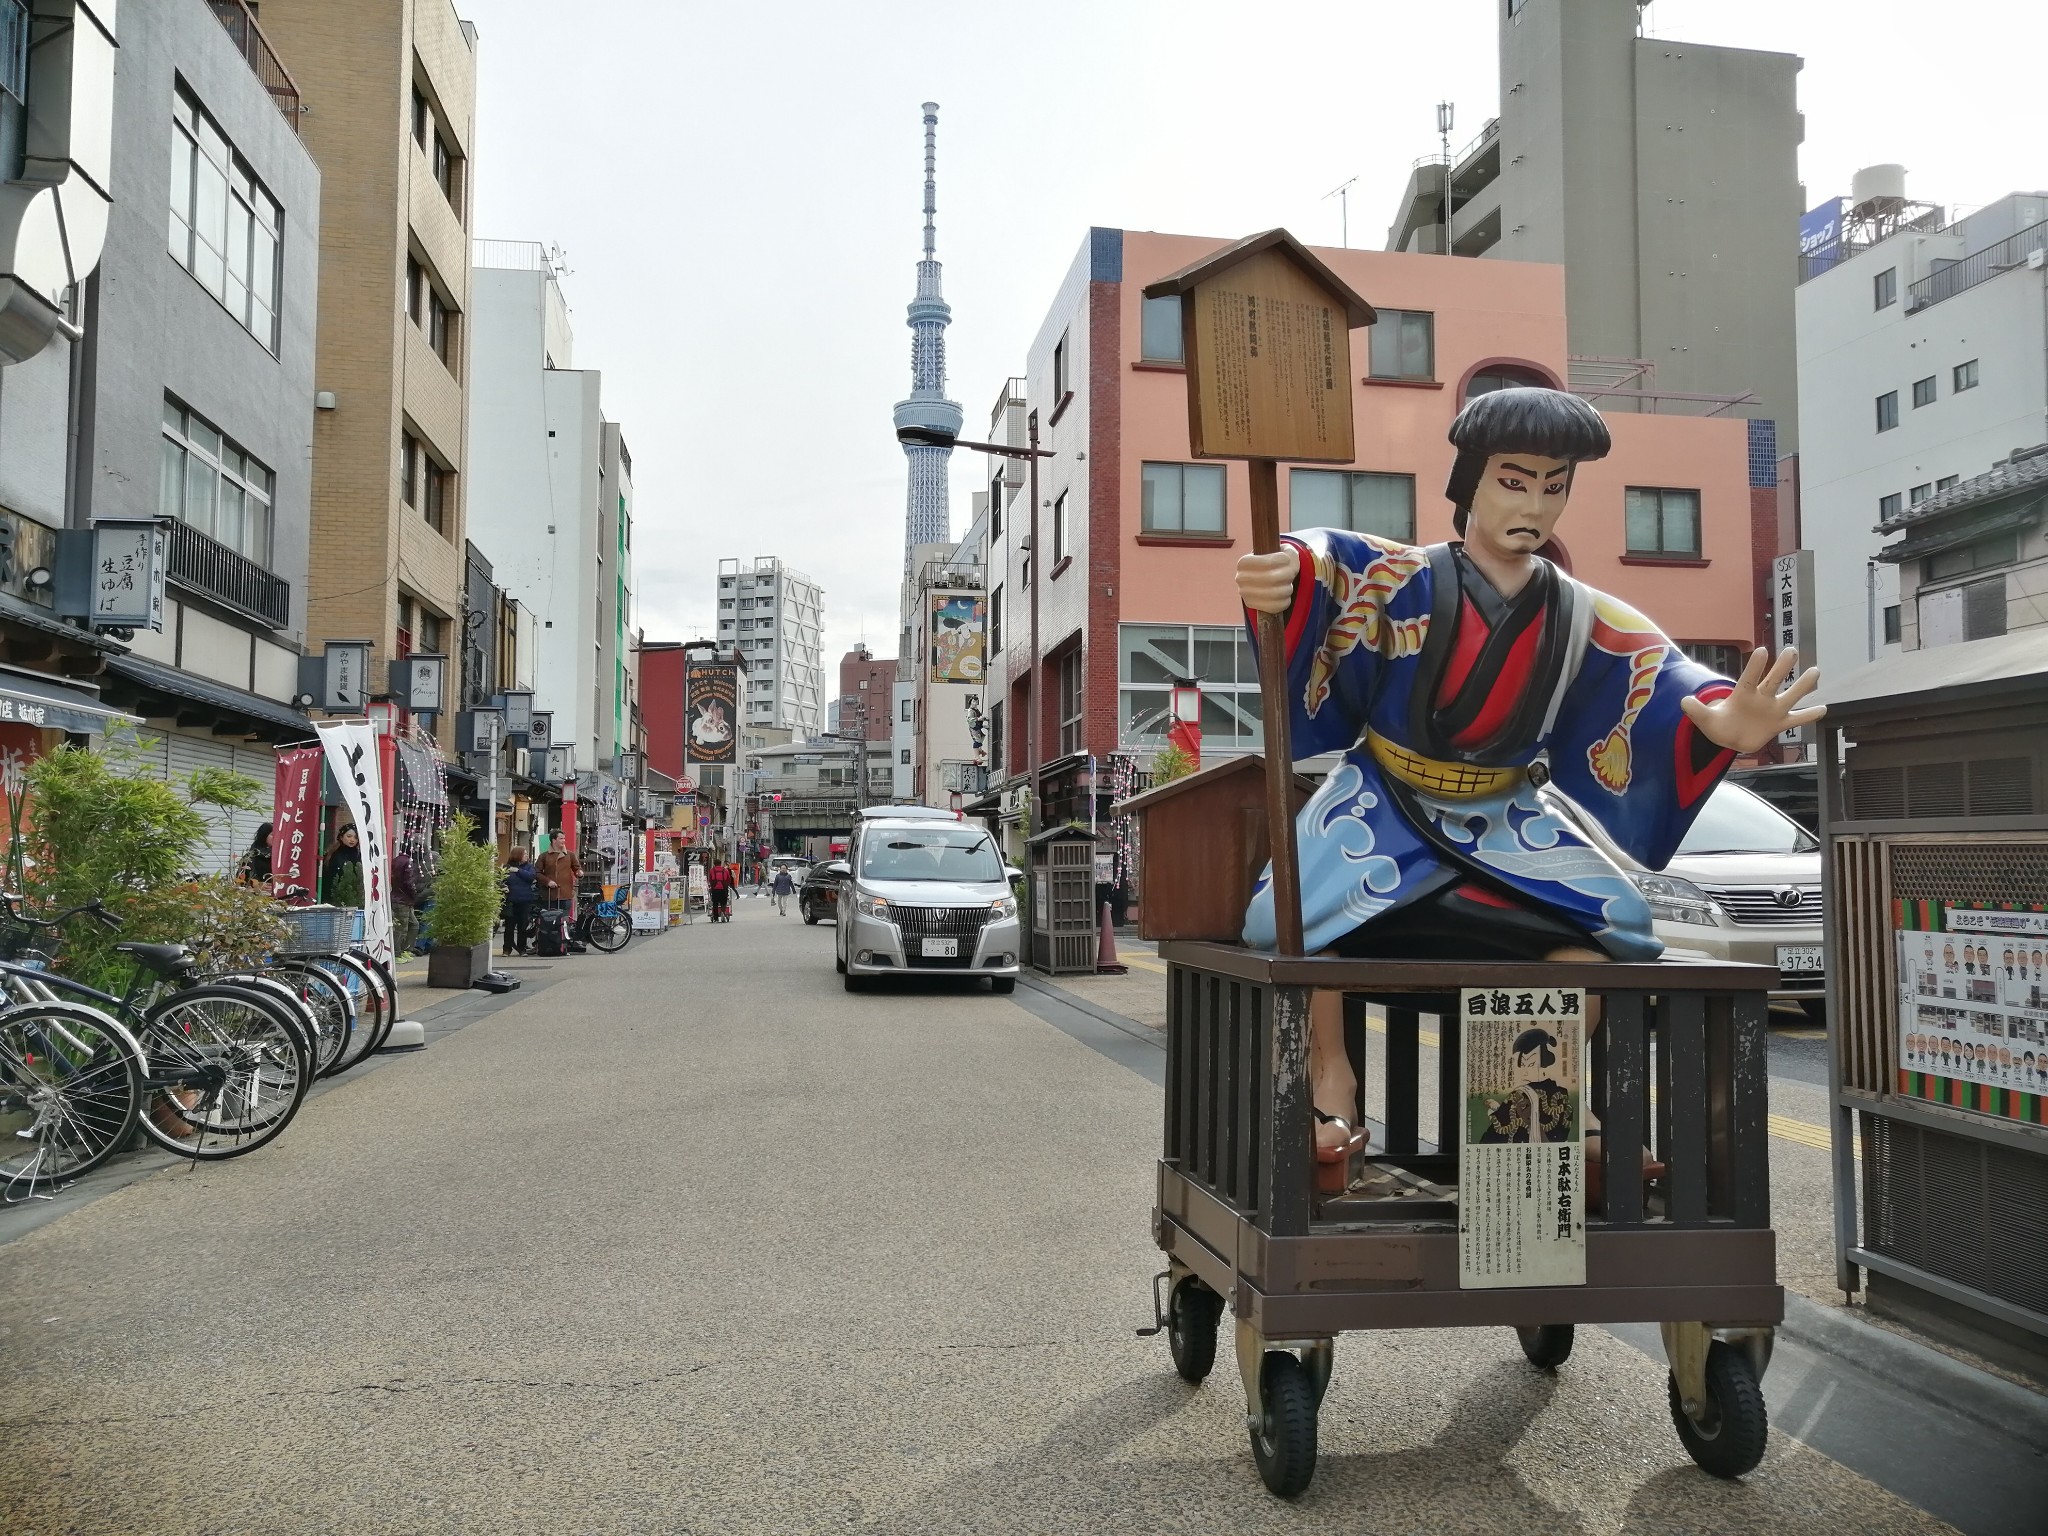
[[0, 892, 123, 932]]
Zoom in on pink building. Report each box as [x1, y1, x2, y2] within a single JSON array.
[[982, 228, 1771, 823]]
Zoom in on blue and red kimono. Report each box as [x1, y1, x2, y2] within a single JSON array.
[[1243, 530, 1737, 961]]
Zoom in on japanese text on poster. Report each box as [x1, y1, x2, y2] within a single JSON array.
[[1895, 903, 2048, 1125], [1459, 987, 1588, 1290]]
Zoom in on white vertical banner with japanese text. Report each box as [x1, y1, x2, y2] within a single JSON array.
[[316, 720, 393, 966], [1459, 987, 1588, 1290]]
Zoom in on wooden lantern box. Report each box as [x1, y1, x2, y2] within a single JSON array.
[[1116, 756, 1316, 943]]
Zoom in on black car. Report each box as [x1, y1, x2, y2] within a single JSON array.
[[798, 861, 840, 923], [1728, 761, 1819, 834]]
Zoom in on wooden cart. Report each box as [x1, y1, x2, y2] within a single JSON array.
[[1142, 944, 1780, 1495]]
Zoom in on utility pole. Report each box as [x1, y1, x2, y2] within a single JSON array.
[[1322, 176, 1358, 248]]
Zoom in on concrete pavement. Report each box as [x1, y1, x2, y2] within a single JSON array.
[[0, 901, 2023, 1533]]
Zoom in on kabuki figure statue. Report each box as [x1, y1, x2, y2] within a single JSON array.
[[1234, 387, 1824, 1183]]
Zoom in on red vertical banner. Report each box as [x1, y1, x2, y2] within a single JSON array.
[[271, 747, 324, 901]]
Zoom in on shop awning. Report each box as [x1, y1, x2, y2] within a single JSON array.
[[0, 664, 139, 734], [99, 652, 313, 739]]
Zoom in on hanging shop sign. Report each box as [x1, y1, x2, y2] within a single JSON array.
[[929, 590, 986, 683], [684, 661, 738, 766], [1458, 987, 1588, 1290], [528, 711, 554, 753], [270, 746, 324, 900], [321, 640, 373, 713], [316, 720, 394, 965], [389, 653, 446, 715], [89, 518, 168, 632], [1894, 902, 2048, 1128]]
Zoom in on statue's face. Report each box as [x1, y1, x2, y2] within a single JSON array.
[[1466, 452, 1571, 558]]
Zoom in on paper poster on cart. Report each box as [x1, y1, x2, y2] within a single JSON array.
[[316, 720, 393, 966], [1894, 900, 2048, 1128], [1458, 987, 1588, 1290]]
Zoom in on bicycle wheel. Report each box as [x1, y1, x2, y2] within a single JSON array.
[[206, 973, 318, 1081], [586, 909, 631, 953], [318, 952, 391, 1069], [134, 987, 308, 1160], [341, 951, 397, 1054], [267, 962, 356, 1075], [0, 1002, 145, 1190]]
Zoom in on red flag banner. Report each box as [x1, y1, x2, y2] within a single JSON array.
[[271, 746, 323, 901]]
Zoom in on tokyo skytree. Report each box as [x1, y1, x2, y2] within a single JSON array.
[[890, 102, 962, 554]]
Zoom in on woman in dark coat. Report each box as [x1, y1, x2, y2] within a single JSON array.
[[322, 825, 362, 902], [502, 847, 539, 956], [238, 822, 274, 887]]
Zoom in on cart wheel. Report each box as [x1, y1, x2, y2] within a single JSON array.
[[1516, 1324, 1575, 1371], [1248, 1352, 1319, 1498], [1166, 1278, 1221, 1383], [1668, 1340, 1769, 1479]]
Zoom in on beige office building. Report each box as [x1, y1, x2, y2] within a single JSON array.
[[258, 0, 478, 733]]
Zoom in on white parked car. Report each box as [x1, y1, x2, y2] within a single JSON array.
[[1548, 780, 1825, 1019]]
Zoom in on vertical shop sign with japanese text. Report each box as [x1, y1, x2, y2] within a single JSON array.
[[684, 662, 738, 766], [91, 520, 168, 631], [1459, 987, 1588, 1290], [270, 747, 324, 900], [316, 721, 393, 965]]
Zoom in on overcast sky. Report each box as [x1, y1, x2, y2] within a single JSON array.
[[457, 0, 2041, 669]]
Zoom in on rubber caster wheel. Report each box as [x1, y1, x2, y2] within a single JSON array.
[[1516, 1324, 1575, 1370], [990, 977, 1016, 995], [1669, 1340, 1769, 1479], [1165, 1278, 1221, 1383], [1249, 1352, 1318, 1498]]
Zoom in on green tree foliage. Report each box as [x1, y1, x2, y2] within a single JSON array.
[[426, 813, 504, 948], [327, 858, 364, 910], [1151, 741, 1198, 786]]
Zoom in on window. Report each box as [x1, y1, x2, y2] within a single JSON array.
[[1463, 363, 1551, 401], [1878, 492, 1903, 520], [1882, 605, 1901, 645], [1141, 461, 1226, 535], [160, 397, 274, 562], [1058, 648, 1083, 757], [1909, 483, 1934, 505], [1624, 486, 1701, 558], [1119, 623, 1264, 750], [432, 131, 460, 215], [989, 472, 1003, 539], [1289, 469, 1415, 541], [1874, 267, 1897, 309], [1912, 375, 1936, 408], [1953, 359, 1979, 392], [169, 83, 282, 350], [988, 700, 1004, 774], [1052, 490, 1070, 563], [412, 86, 429, 151], [403, 432, 451, 534], [1875, 391, 1899, 432], [1925, 532, 2017, 583], [900, 749, 911, 765], [1937, 475, 1959, 491], [1052, 329, 1071, 403], [1680, 642, 1745, 677], [989, 584, 1003, 654], [1368, 309, 1434, 380], [1141, 294, 1183, 363], [901, 698, 911, 721]]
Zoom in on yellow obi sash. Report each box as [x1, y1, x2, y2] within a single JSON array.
[[1366, 731, 1524, 800]]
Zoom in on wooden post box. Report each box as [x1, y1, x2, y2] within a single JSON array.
[[1115, 756, 1317, 942]]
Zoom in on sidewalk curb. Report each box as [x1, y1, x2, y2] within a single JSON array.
[[1016, 972, 1165, 1055]]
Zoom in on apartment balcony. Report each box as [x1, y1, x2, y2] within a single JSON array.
[[166, 519, 291, 629], [207, 0, 301, 132], [1906, 222, 2048, 312]]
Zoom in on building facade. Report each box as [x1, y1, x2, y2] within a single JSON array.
[[1384, 0, 1802, 446], [834, 644, 894, 744], [258, 0, 478, 744], [979, 227, 1766, 825], [1877, 445, 2048, 651], [715, 555, 823, 736], [1795, 187, 2048, 671], [467, 243, 637, 778]]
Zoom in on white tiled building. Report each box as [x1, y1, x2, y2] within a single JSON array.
[[715, 556, 824, 736]]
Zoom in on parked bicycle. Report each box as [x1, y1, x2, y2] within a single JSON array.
[[0, 897, 317, 1194], [571, 887, 633, 953]]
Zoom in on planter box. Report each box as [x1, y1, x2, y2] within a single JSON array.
[[427, 940, 491, 989]]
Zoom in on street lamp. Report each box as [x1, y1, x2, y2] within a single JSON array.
[[896, 421, 1054, 828], [1168, 677, 1203, 770]]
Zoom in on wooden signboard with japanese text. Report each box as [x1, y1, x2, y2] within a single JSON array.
[[1177, 245, 1357, 464]]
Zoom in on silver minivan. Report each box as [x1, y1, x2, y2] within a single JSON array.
[[830, 809, 1023, 993]]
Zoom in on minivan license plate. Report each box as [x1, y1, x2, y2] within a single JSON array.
[[922, 938, 958, 958], [1776, 944, 1823, 973]]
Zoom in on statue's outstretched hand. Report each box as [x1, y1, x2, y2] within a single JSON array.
[[1237, 550, 1298, 614], [1679, 646, 1825, 755]]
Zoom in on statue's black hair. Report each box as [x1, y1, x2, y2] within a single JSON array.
[[1510, 1027, 1559, 1067], [1445, 387, 1612, 534]]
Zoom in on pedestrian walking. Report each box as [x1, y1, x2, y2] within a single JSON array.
[[707, 860, 732, 923], [771, 866, 794, 916], [391, 850, 421, 956], [503, 847, 539, 955]]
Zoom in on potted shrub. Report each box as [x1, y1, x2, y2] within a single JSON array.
[[426, 813, 504, 988]]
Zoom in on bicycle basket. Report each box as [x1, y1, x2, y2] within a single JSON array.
[[277, 904, 351, 956]]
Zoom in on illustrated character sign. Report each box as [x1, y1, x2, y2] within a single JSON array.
[[1234, 388, 1825, 1178]]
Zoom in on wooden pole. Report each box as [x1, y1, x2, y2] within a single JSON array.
[[1247, 457, 1304, 956]]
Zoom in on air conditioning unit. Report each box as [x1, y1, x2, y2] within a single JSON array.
[[2028, 246, 2047, 270]]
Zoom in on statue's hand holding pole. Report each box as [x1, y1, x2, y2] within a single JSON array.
[[1679, 646, 1826, 755], [1237, 549, 1300, 614]]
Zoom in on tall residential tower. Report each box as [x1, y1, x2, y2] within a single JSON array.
[[889, 102, 960, 554]]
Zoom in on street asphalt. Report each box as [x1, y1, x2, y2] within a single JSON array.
[[0, 897, 2038, 1533]]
